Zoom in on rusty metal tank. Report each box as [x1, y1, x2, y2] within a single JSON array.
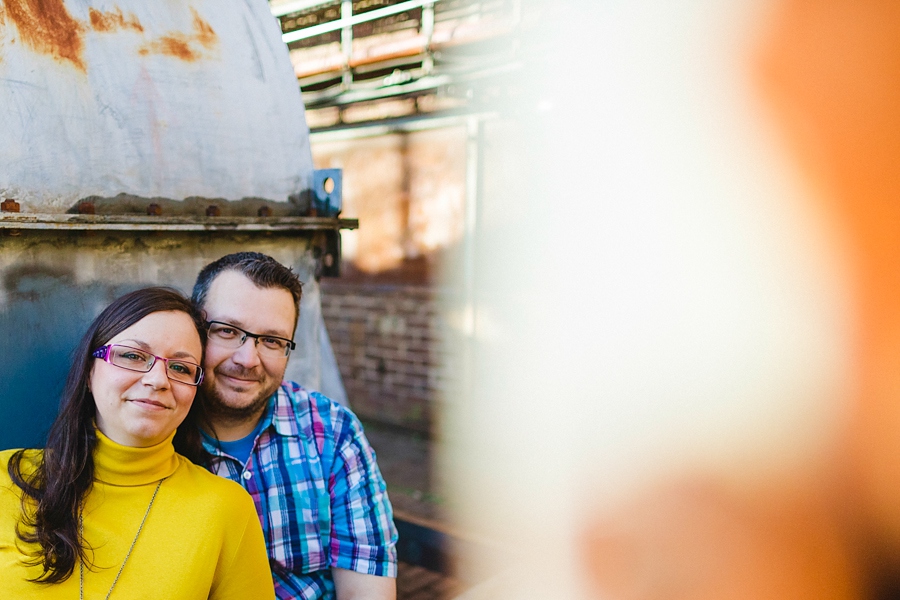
[[0, 0, 349, 448]]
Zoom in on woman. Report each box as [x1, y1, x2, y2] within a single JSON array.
[[0, 287, 275, 599]]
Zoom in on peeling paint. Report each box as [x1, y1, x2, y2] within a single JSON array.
[[89, 6, 143, 33], [3, 0, 86, 71], [138, 8, 217, 61]]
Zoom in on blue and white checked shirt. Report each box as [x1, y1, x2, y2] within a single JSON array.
[[203, 382, 398, 599]]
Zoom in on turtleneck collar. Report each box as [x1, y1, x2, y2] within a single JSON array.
[[93, 429, 180, 486]]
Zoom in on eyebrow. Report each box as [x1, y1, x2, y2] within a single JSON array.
[[118, 340, 200, 362], [212, 319, 293, 339]]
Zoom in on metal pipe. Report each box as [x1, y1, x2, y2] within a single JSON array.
[[422, 1, 435, 75], [308, 109, 497, 141], [341, 0, 353, 89]]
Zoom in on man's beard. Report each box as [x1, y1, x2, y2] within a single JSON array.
[[202, 366, 282, 429]]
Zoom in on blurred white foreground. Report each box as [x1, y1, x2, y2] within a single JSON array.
[[441, 0, 852, 597]]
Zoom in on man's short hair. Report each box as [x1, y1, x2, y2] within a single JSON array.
[[192, 252, 303, 319]]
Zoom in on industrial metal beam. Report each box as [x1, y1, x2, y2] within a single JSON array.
[[0, 214, 359, 232], [280, 0, 441, 44]]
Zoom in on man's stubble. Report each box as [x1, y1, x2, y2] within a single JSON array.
[[202, 364, 284, 429]]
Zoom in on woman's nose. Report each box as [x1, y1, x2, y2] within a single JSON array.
[[142, 359, 171, 388]]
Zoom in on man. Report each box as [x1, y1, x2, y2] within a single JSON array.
[[192, 252, 397, 600]]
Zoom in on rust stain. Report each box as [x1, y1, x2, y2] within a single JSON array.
[[3, 0, 86, 71], [138, 34, 196, 60], [137, 7, 217, 62], [89, 7, 143, 33], [190, 8, 215, 48]]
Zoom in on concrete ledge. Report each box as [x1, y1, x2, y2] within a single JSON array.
[[0, 214, 358, 232]]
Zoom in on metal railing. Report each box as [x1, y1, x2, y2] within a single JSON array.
[[271, 0, 519, 131], [272, 0, 439, 45]]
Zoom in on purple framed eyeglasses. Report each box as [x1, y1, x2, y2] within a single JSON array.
[[92, 344, 204, 386]]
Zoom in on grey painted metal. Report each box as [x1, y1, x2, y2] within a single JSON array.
[[0, 231, 335, 450], [0, 0, 314, 211]]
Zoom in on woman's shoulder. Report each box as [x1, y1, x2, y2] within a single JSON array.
[[0, 448, 41, 479], [171, 455, 256, 509], [0, 449, 40, 502]]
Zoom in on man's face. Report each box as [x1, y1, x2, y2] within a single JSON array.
[[200, 270, 297, 423]]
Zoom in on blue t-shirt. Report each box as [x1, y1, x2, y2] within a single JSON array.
[[202, 418, 265, 466]]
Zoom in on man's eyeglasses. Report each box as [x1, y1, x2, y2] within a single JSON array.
[[206, 321, 296, 358], [92, 344, 204, 386]]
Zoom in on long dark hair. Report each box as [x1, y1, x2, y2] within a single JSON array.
[[7, 287, 209, 584]]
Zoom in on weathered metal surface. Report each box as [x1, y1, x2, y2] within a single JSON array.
[[0, 231, 342, 449], [0, 213, 360, 231], [0, 0, 314, 211], [0, 1, 353, 450]]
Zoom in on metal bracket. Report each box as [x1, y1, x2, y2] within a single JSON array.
[[312, 168, 343, 217], [312, 229, 342, 279]]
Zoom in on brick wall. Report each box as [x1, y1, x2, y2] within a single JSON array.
[[320, 280, 448, 433], [311, 126, 466, 434]]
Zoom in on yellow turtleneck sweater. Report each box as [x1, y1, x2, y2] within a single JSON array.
[[0, 430, 275, 599]]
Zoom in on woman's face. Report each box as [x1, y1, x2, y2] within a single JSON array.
[[90, 310, 202, 447]]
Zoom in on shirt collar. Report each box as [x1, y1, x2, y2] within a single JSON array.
[[202, 383, 299, 457], [270, 383, 302, 438], [93, 428, 179, 486]]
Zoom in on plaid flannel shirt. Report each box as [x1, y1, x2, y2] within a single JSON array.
[[203, 382, 398, 599]]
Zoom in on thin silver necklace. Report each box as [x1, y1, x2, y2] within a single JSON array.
[[79, 478, 165, 600]]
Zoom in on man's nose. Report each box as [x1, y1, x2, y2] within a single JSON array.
[[231, 336, 262, 368]]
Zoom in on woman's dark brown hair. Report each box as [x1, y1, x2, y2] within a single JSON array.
[[6, 287, 209, 583]]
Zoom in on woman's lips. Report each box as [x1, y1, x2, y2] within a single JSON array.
[[129, 398, 169, 410]]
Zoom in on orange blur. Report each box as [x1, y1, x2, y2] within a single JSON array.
[[586, 1, 900, 597]]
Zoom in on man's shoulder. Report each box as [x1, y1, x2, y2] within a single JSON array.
[[277, 380, 357, 421], [274, 380, 363, 440]]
